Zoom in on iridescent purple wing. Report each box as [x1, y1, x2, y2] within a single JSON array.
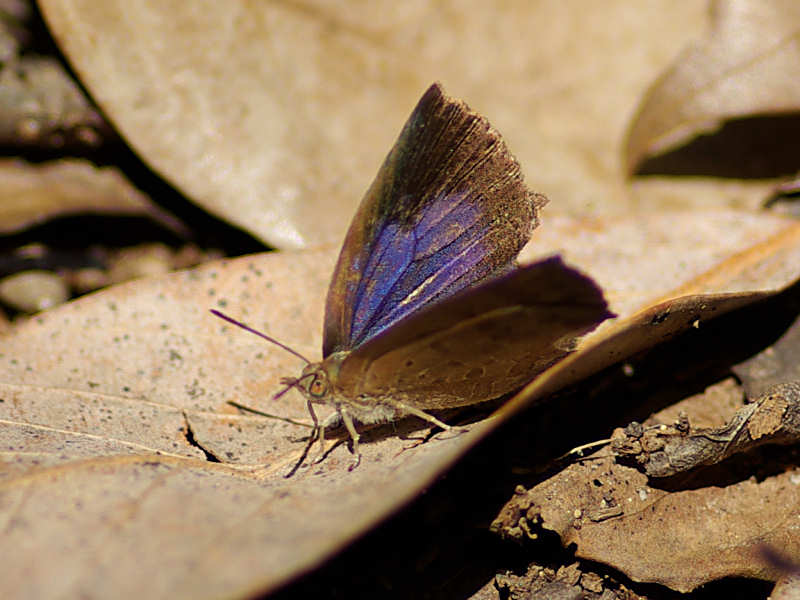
[[323, 83, 546, 356]]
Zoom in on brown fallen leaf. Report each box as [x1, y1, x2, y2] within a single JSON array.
[[1, 207, 798, 597], [766, 174, 800, 218], [612, 300, 800, 477], [520, 208, 800, 316], [629, 176, 788, 218], [0, 383, 203, 464], [0, 158, 188, 237], [771, 576, 800, 600], [0, 53, 106, 148], [734, 298, 800, 398], [508, 209, 800, 416], [763, 547, 800, 600], [625, 0, 800, 173], [492, 454, 800, 593], [492, 562, 632, 600], [492, 374, 800, 593], [493, 290, 800, 592], [38, 1, 707, 248], [649, 375, 747, 430]]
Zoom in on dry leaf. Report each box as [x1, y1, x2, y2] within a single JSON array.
[[520, 208, 800, 316], [767, 176, 800, 219], [0, 246, 490, 598], [614, 306, 800, 478], [492, 376, 799, 592], [766, 548, 800, 600], [492, 249, 800, 593], [493, 381, 800, 593], [625, 0, 800, 173], [1, 207, 798, 597], [734, 302, 800, 398], [7, 6, 798, 593], [38, 1, 706, 248], [0, 383, 203, 464], [492, 456, 800, 593], [772, 577, 800, 600], [492, 562, 630, 600], [629, 177, 788, 216], [0, 53, 104, 147], [0, 158, 187, 236], [650, 376, 745, 430], [508, 208, 800, 411]]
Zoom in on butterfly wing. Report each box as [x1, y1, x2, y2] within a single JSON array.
[[323, 83, 546, 356], [336, 256, 614, 408]]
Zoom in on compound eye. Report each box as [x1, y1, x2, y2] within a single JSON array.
[[309, 376, 327, 398]]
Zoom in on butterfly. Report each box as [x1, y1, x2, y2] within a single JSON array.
[[213, 83, 613, 474]]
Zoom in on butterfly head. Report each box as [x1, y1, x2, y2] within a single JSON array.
[[284, 364, 331, 404], [278, 352, 348, 406]]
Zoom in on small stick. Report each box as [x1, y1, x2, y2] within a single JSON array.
[[558, 438, 612, 461]]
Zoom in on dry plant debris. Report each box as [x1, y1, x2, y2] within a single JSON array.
[[1, 1, 799, 598]]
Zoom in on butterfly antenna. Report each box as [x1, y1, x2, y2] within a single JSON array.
[[210, 309, 311, 364], [227, 400, 312, 428], [273, 378, 297, 400], [274, 374, 315, 400]]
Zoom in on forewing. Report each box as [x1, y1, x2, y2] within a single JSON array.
[[322, 83, 545, 356], [336, 257, 614, 408]]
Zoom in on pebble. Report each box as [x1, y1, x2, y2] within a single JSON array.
[[0, 270, 69, 313]]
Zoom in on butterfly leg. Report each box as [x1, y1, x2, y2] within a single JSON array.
[[398, 404, 452, 432], [339, 407, 362, 471], [285, 400, 324, 477], [305, 400, 329, 464]]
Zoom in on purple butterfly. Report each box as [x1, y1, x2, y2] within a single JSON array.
[[214, 83, 613, 474]]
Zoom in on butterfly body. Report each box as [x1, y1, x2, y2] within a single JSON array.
[[290, 355, 421, 426]]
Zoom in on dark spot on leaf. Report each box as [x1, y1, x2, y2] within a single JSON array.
[[651, 312, 669, 325]]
